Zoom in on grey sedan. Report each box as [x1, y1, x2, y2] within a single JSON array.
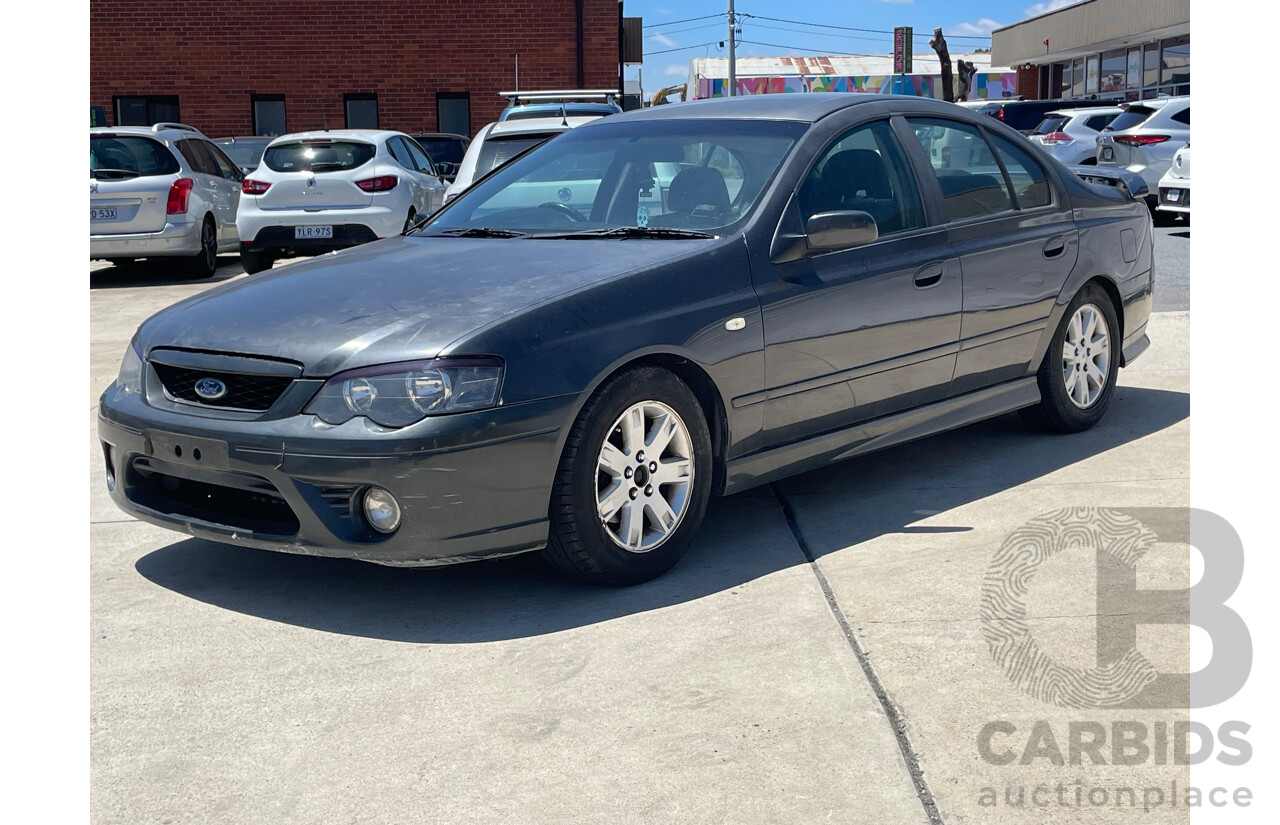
[[98, 94, 1153, 585]]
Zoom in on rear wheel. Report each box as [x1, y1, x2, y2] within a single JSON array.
[[185, 218, 218, 278], [543, 367, 713, 585], [239, 246, 274, 275], [1020, 284, 1120, 433]]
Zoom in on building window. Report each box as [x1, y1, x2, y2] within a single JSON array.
[[1143, 44, 1161, 89], [1100, 50, 1126, 95], [344, 94, 379, 129], [1085, 55, 1100, 95], [113, 95, 180, 126], [437, 92, 471, 137], [1071, 58, 1085, 97], [1161, 36, 1190, 88], [252, 94, 286, 136]]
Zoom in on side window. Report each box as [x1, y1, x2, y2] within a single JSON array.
[[203, 140, 241, 180], [907, 118, 1013, 221], [404, 139, 437, 176], [1171, 106, 1190, 125], [176, 138, 217, 175], [386, 137, 413, 169], [988, 133, 1052, 209], [799, 119, 925, 236]]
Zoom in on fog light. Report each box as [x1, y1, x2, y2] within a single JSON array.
[[362, 486, 401, 534]]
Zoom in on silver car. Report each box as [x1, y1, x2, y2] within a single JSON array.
[[1094, 97, 1190, 218], [1029, 106, 1121, 165], [90, 123, 244, 276]]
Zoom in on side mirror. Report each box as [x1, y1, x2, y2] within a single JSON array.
[[805, 211, 878, 252]]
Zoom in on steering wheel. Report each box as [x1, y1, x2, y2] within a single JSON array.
[[536, 202, 587, 223]]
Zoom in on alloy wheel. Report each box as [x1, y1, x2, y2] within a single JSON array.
[[595, 400, 694, 553], [1061, 303, 1111, 409]]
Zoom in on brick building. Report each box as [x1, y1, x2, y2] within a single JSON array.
[[90, 1, 623, 137]]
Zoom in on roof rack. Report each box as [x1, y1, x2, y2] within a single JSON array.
[[498, 89, 618, 107], [151, 122, 202, 134]]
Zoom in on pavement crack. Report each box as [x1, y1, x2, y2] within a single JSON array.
[[770, 483, 942, 824]]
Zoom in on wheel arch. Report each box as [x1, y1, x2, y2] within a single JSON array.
[[552, 349, 731, 498]]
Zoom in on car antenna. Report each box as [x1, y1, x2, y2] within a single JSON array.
[[560, 100, 568, 128]]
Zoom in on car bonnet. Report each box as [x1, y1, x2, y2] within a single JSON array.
[[135, 234, 711, 377]]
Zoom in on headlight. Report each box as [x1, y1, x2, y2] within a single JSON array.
[[304, 357, 503, 428], [116, 336, 143, 395]]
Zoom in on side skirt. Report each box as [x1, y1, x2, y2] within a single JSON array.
[[722, 378, 1042, 494]]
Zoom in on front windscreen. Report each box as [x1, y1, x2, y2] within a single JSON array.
[[424, 119, 807, 235], [263, 140, 376, 173]]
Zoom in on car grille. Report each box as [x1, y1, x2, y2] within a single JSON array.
[[152, 363, 293, 411], [127, 458, 300, 536]]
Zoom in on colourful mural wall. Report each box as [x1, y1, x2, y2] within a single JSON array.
[[694, 73, 1019, 101]]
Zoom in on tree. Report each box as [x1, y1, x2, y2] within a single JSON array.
[[956, 59, 978, 101], [929, 28, 955, 102]]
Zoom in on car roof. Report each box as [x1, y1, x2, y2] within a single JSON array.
[[267, 129, 403, 144], [1044, 106, 1122, 117], [484, 116, 599, 137], [596, 93, 974, 125], [90, 124, 206, 139]]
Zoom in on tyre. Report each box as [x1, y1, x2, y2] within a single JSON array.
[[543, 366, 713, 586], [239, 245, 273, 275], [1152, 209, 1179, 227], [186, 218, 218, 278], [1020, 283, 1120, 433]]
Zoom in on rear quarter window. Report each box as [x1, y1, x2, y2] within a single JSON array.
[[264, 141, 377, 172], [90, 136, 180, 178]]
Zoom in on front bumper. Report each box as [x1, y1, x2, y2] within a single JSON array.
[[97, 382, 577, 566], [90, 218, 199, 258]]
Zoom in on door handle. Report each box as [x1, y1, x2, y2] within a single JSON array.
[[1043, 236, 1067, 258], [913, 262, 944, 289]]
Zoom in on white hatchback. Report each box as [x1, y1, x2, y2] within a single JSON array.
[[236, 129, 449, 273], [1156, 143, 1191, 218]]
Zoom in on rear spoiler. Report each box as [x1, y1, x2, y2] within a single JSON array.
[[1067, 165, 1149, 201]]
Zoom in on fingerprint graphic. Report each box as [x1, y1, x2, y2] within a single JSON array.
[[980, 508, 1160, 708]]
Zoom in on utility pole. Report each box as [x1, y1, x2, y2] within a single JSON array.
[[727, 0, 736, 97]]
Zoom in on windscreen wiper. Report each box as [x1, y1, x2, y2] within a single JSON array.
[[529, 227, 717, 240], [430, 227, 531, 238], [91, 168, 140, 180]]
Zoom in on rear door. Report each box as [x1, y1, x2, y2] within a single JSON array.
[[401, 137, 450, 214], [89, 134, 179, 235], [257, 139, 377, 210], [202, 140, 245, 246], [904, 117, 1078, 394]]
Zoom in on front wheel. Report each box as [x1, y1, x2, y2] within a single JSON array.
[[543, 367, 713, 585], [1020, 284, 1120, 433]]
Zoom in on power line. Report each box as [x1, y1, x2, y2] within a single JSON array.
[[738, 40, 880, 58], [643, 14, 725, 29], [647, 41, 721, 56], [740, 13, 992, 41], [647, 22, 729, 38]]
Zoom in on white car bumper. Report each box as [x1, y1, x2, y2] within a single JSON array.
[[90, 217, 199, 259]]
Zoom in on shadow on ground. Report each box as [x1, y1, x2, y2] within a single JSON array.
[[90, 257, 246, 289], [135, 385, 1189, 643]]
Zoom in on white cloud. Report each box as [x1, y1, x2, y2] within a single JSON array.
[[650, 33, 678, 49], [664, 63, 687, 76], [1024, 0, 1087, 16], [950, 18, 1002, 37]]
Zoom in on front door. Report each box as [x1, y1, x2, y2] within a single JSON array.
[[754, 118, 963, 447]]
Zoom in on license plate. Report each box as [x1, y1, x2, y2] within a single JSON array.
[[295, 225, 333, 239], [90, 207, 118, 221], [1101, 147, 1115, 161], [1165, 189, 1182, 202], [146, 430, 230, 470]]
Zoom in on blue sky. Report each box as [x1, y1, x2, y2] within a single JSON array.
[[626, 0, 1087, 96]]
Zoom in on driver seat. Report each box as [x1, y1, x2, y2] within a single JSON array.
[[653, 167, 730, 226]]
